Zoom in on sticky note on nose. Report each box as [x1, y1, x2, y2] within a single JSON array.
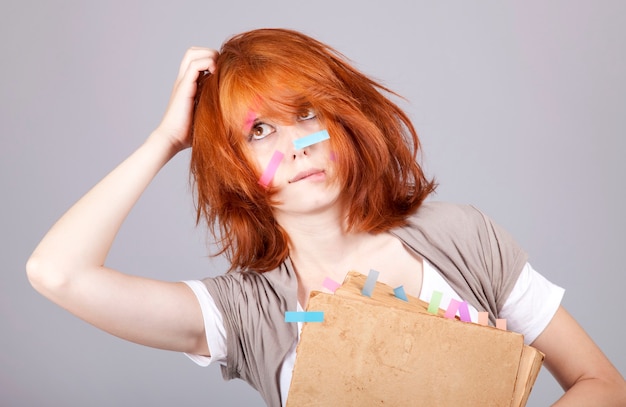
[[293, 130, 330, 150]]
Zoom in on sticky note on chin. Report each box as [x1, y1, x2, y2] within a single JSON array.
[[293, 129, 330, 150], [258, 150, 284, 187]]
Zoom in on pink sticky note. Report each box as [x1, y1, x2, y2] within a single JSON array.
[[243, 110, 256, 133], [258, 150, 284, 187], [322, 277, 341, 293], [458, 301, 471, 322], [477, 312, 489, 326], [496, 319, 507, 330], [444, 298, 461, 319]]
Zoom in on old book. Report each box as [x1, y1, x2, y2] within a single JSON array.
[[286, 271, 544, 407]]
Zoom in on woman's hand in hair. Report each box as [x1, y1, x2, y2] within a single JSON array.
[[154, 47, 218, 152]]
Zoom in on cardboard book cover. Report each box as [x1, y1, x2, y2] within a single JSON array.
[[286, 271, 544, 407]]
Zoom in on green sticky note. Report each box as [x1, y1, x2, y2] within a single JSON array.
[[428, 290, 443, 314]]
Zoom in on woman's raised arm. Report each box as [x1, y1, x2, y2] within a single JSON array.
[[26, 47, 218, 354]]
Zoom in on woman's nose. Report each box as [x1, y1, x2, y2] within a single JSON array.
[[281, 125, 310, 160]]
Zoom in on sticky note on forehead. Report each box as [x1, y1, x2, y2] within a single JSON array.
[[258, 150, 284, 187], [293, 129, 330, 150], [243, 110, 256, 132]]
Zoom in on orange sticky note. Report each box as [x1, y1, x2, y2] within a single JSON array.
[[477, 312, 489, 326], [496, 319, 507, 330]]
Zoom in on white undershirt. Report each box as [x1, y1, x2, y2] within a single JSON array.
[[183, 260, 564, 407]]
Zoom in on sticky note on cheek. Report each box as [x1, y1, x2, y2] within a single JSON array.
[[258, 150, 284, 187], [293, 129, 330, 150]]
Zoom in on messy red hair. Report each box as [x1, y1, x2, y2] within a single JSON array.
[[191, 28, 436, 272]]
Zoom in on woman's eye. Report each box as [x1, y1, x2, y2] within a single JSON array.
[[297, 109, 317, 121], [249, 123, 275, 141]]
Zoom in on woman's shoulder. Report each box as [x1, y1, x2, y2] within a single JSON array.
[[200, 259, 298, 305], [404, 201, 491, 235], [412, 200, 484, 219]]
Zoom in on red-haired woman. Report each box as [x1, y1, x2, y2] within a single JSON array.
[[27, 29, 626, 406]]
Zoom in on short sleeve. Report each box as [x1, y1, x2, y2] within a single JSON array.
[[182, 280, 228, 366], [499, 263, 565, 344]]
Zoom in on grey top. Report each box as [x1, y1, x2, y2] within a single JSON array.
[[202, 201, 528, 407]]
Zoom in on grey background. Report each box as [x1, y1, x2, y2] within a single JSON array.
[[2, 1, 624, 406]]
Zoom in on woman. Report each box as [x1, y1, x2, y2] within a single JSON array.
[[26, 28, 626, 406]]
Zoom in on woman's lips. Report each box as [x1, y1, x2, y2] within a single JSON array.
[[288, 169, 325, 183]]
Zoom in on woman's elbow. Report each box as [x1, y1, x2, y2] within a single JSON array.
[[25, 254, 71, 298]]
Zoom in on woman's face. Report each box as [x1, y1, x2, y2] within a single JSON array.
[[245, 109, 341, 218]]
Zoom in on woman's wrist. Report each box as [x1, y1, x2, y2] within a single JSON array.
[[145, 129, 189, 161]]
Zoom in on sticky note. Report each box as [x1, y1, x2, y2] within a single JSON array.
[[322, 277, 341, 293], [477, 312, 489, 326], [258, 150, 284, 187], [361, 269, 380, 297], [243, 110, 256, 132], [427, 291, 443, 314], [444, 298, 461, 319], [285, 311, 324, 323], [293, 129, 330, 150], [393, 285, 408, 302], [496, 319, 507, 330], [458, 301, 472, 322]]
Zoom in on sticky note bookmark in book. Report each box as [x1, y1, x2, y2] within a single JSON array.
[[428, 291, 443, 314], [457, 301, 472, 322], [322, 277, 341, 293], [444, 299, 462, 319], [361, 269, 380, 297], [285, 311, 324, 323], [393, 285, 408, 302], [496, 319, 507, 330]]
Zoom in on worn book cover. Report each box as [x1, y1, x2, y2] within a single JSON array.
[[286, 271, 544, 407]]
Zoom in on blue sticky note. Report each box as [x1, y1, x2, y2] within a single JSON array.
[[293, 129, 330, 150], [361, 269, 380, 297], [285, 311, 324, 323], [393, 285, 409, 302]]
